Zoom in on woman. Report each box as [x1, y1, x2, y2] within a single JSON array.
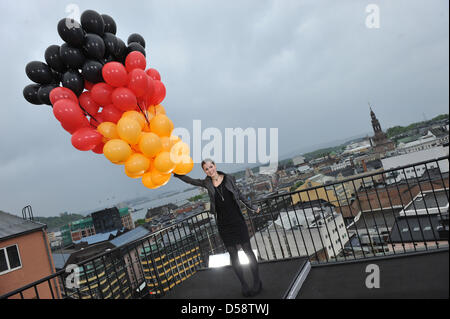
[[173, 159, 263, 297]]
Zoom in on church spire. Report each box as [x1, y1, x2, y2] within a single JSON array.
[[370, 104, 382, 133]]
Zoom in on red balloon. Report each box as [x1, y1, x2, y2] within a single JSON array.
[[53, 99, 90, 133], [153, 81, 166, 105], [71, 127, 103, 151], [140, 78, 156, 107], [111, 87, 138, 112], [128, 69, 149, 97], [92, 141, 105, 154], [125, 51, 146, 73], [49, 87, 78, 105], [53, 99, 84, 122], [102, 62, 128, 87], [84, 81, 94, 91], [61, 121, 78, 134], [101, 104, 123, 123], [91, 83, 113, 106], [79, 92, 100, 115], [89, 111, 104, 127], [146, 68, 161, 81]]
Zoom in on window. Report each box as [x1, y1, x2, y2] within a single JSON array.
[[0, 245, 22, 275]]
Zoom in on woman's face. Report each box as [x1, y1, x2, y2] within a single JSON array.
[[202, 161, 217, 177]]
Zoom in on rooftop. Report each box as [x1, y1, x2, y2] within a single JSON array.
[[1, 156, 448, 300], [0, 210, 46, 241]]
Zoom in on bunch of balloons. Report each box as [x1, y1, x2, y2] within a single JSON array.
[[23, 9, 193, 189]]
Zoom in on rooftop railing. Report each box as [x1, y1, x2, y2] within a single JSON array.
[[1, 156, 448, 299]]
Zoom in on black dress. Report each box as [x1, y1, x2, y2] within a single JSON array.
[[214, 175, 250, 247]]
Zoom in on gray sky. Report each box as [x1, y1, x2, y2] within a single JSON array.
[[0, 0, 448, 218]]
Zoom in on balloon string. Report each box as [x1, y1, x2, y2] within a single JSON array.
[[137, 100, 151, 126], [79, 105, 99, 128]]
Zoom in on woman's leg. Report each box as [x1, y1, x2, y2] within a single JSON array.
[[241, 241, 262, 292], [226, 244, 250, 295]]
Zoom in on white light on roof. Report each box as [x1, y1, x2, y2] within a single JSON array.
[[208, 249, 258, 268]]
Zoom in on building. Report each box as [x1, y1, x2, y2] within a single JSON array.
[[92, 207, 123, 234], [146, 204, 178, 219], [382, 146, 449, 184], [292, 155, 306, 166], [110, 226, 151, 292], [397, 130, 439, 154], [60, 207, 134, 247], [341, 139, 372, 156], [387, 189, 449, 253], [0, 211, 59, 298], [250, 203, 349, 261], [369, 107, 396, 155], [291, 174, 338, 206]]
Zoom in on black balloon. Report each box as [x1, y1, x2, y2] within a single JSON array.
[[62, 70, 84, 96], [57, 18, 85, 48], [81, 10, 105, 36], [103, 32, 117, 57], [114, 37, 127, 59], [83, 33, 105, 60], [45, 45, 66, 73], [60, 43, 86, 69], [25, 61, 54, 85], [102, 55, 115, 64], [23, 84, 43, 105], [127, 33, 146, 48], [38, 84, 58, 105], [82, 60, 103, 83], [127, 42, 146, 57], [101, 14, 117, 35], [51, 69, 63, 84]]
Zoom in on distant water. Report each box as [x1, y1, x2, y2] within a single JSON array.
[[129, 188, 202, 222]]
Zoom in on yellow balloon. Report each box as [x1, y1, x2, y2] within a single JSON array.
[[170, 141, 190, 164], [150, 114, 172, 137], [173, 155, 194, 175], [160, 136, 171, 152], [169, 135, 181, 147], [139, 132, 162, 157], [97, 122, 119, 140], [142, 172, 160, 189], [125, 153, 150, 175], [154, 104, 166, 115], [103, 139, 132, 164], [125, 167, 144, 179], [151, 169, 171, 186], [122, 111, 147, 129], [154, 151, 176, 174], [117, 117, 142, 145]]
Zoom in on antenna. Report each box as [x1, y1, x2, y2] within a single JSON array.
[[22, 205, 34, 221]]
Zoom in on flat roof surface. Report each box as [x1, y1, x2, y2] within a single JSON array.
[[405, 190, 449, 211], [297, 250, 448, 299], [162, 257, 308, 299]]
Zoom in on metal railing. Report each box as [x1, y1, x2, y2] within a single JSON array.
[[1, 156, 448, 299]]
